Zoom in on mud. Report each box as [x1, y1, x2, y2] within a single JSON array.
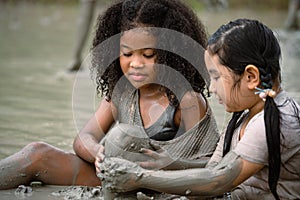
[[104, 123, 153, 162]]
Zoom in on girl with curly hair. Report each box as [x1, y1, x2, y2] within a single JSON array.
[[0, 0, 219, 197], [99, 19, 300, 199]]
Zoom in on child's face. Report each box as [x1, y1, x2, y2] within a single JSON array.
[[205, 51, 253, 112], [119, 29, 157, 89]]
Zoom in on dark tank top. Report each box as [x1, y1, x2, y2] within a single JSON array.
[[144, 104, 178, 141], [114, 86, 181, 141]]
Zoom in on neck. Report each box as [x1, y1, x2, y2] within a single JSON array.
[[248, 99, 265, 119], [138, 84, 165, 98], [273, 81, 282, 96]]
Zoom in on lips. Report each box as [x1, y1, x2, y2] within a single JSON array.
[[214, 95, 223, 104], [128, 72, 147, 82]]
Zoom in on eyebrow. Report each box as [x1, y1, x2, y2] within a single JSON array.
[[120, 44, 155, 50]]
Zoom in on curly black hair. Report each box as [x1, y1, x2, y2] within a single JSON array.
[[90, 0, 208, 107]]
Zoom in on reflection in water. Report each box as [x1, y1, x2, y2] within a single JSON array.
[[0, 3, 299, 160]]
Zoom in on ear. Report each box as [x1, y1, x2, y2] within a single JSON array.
[[243, 65, 260, 90]]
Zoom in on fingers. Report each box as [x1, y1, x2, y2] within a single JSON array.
[[96, 158, 125, 180], [96, 157, 144, 192], [149, 140, 162, 150], [96, 158, 113, 180], [98, 145, 105, 155], [140, 148, 160, 159], [95, 145, 106, 174], [138, 161, 157, 169], [97, 152, 105, 162], [104, 184, 124, 193], [96, 145, 105, 162], [95, 158, 102, 174]]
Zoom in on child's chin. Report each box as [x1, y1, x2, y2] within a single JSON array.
[[224, 106, 234, 113]]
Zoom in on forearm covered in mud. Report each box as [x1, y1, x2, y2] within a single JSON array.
[[139, 151, 243, 196], [165, 156, 210, 170]]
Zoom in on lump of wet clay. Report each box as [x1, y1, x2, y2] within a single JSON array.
[[14, 185, 33, 198], [104, 123, 154, 162]]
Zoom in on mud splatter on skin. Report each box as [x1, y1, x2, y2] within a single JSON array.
[[99, 124, 155, 199], [99, 124, 195, 199], [0, 143, 38, 189], [100, 152, 243, 197]]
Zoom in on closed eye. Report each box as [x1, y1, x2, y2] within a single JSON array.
[[143, 49, 156, 59], [144, 53, 156, 59], [213, 76, 220, 81], [121, 52, 132, 57]]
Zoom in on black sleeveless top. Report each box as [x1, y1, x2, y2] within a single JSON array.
[[144, 103, 178, 141], [114, 86, 180, 141]]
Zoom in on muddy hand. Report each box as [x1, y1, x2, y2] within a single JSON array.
[[98, 157, 145, 192], [138, 141, 175, 170]]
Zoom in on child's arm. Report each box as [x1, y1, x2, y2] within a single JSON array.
[[99, 151, 264, 196], [73, 98, 115, 163], [138, 152, 263, 196], [160, 131, 225, 170], [139, 132, 224, 170], [138, 146, 210, 170]]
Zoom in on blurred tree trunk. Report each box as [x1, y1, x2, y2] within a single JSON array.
[[200, 0, 228, 10], [284, 0, 300, 30]]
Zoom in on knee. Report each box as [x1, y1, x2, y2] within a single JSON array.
[[23, 141, 51, 152], [22, 142, 53, 162]]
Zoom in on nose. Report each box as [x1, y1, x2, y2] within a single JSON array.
[[130, 55, 144, 68], [209, 81, 216, 95]]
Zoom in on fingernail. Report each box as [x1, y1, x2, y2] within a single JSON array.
[[139, 148, 144, 153]]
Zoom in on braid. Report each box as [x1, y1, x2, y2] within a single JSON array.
[[264, 96, 281, 200], [260, 69, 281, 200]]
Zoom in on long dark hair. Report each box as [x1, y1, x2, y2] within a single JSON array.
[[90, 0, 208, 107], [207, 19, 281, 199]]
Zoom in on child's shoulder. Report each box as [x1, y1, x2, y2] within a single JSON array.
[[179, 91, 206, 108]]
